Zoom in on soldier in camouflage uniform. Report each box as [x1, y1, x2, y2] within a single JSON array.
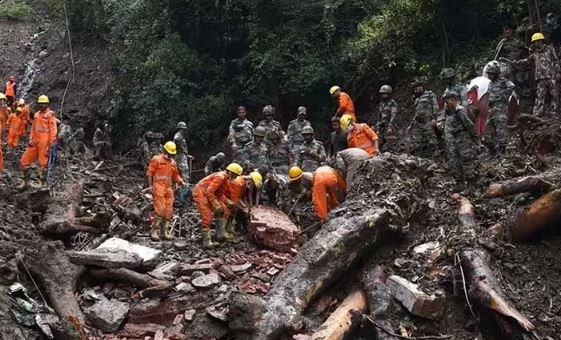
[[242, 126, 271, 171], [374, 85, 399, 151], [257, 105, 284, 148], [93, 121, 113, 160], [174, 122, 191, 182], [68, 127, 86, 155], [140, 131, 164, 165], [485, 63, 515, 154], [495, 24, 527, 84], [408, 80, 439, 156], [204, 152, 226, 175], [512, 32, 560, 116], [437, 92, 478, 191], [440, 68, 468, 107], [228, 106, 254, 162], [287, 106, 311, 151], [294, 126, 326, 172], [267, 129, 293, 174]]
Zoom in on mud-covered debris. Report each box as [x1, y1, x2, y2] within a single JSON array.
[[191, 273, 221, 288], [173, 314, 184, 325], [388, 275, 445, 320], [67, 248, 143, 269], [97, 237, 162, 267], [84, 298, 129, 332], [184, 309, 196, 321], [119, 323, 166, 338], [178, 262, 215, 275], [175, 282, 196, 293], [149, 261, 178, 280], [230, 262, 252, 273], [206, 304, 229, 322]]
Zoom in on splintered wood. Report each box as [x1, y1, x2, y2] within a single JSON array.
[[248, 205, 300, 252]]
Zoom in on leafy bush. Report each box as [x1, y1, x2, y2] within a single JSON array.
[[4, 1, 33, 21]]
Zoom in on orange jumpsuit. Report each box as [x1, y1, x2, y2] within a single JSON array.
[[20, 109, 57, 169], [146, 154, 183, 220], [347, 123, 379, 156], [6, 113, 21, 147], [226, 176, 247, 204], [193, 171, 232, 231], [0, 106, 10, 130], [18, 104, 30, 136], [312, 166, 346, 221], [337, 92, 356, 123]]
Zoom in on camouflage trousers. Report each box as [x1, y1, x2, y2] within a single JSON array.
[[485, 107, 508, 154], [445, 131, 478, 181], [376, 122, 396, 152], [534, 79, 559, 117], [176, 153, 190, 182], [407, 117, 437, 156]]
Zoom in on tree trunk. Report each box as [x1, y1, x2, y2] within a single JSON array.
[[507, 188, 561, 241], [39, 180, 110, 237], [249, 209, 390, 340], [483, 176, 553, 198], [454, 195, 535, 333], [310, 289, 367, 340]]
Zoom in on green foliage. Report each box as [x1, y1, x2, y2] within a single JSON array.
[[3, 1, 33, 21]]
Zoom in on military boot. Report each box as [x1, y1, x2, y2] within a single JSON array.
[[201, 230, 219, 249], [215, 218, 233, 242], [33, 168, 46, 188], [162, 220, 174, 240], [150, 216, 162, 241], [224, 219, 239, 243], [17, 168, 29, 191]]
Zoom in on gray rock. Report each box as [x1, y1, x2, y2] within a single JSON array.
[[67, 248, 143, 269], [85, 299, 129, 332], [191, 273, 221, 288], [175, 282, 196, 293]]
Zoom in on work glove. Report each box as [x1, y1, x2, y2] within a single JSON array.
[[211, 200, 223, 214]]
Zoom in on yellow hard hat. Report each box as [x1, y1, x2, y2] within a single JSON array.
[[18, 99, 25, 105], [329, 86, 341, 95], [0, 93, 6, 100], [288, 166, 303, 182], [163, 141, 177, 155], [37, 95, 50, 104], [339, 115, 351, 129], [531, 32, 545, 42], [249, 171, 263, 188], [226, 162, 243, 176]]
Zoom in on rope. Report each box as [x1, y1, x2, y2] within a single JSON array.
[[60, 0, 76, 121]]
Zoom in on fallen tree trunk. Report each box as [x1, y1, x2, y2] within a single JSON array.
[[454, 195, 535, 333], [506, 188, 561, 241], [88, 268, 172, 297], [483, 176, 553, 198], [39, 180, 110, 237], [240, 209, 389, 340], [310, 289, 367, 340], [18, 241, 86, 339]]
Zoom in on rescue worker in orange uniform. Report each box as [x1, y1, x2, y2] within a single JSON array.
[[193, 163, 243, 249], [6, 108, 21, 148], [19, 95, 57, 189], [289, 166, 346, 222], [330, 85, 356, 125], [4, 76, 17, 108], [0, 93, 10, 130], [224, 171, 263, 239], [17, 99, 30, 136], [146, 141, 186, 241], [347, 119, 379, 156]]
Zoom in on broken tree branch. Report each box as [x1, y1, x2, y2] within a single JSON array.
[[507, 188, 561, 241], [483, 176, 553, 198]]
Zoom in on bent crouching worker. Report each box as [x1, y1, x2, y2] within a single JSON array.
[[146, 141, 186, 241], [225, 171, 263, 236], [193, 163, 243, 249], [205, 152, 226, 175], [19, 95, 57, 189], [332, 148, 370, 188], [311, 166, 346, 222]]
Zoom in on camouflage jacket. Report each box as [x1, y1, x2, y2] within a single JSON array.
[[442, 105, 475, 137], [204, 156, 224, 175], [414, 91, 439, 121], [93, 128, 110, 146], [488, 77, 515, 108], [228, 118, 254, 147], [258, 119, 285, 146], [242, 141, 271, 171], [295, 140, 326, 172], [516, 45, 560, 80], [376, 99, 398, 126], [443, 82, 468, 107], [287, 118, 311, 149], [173, 131, 188, 155], [495, 37, 526, 61], [268, 140, 293, 168]]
